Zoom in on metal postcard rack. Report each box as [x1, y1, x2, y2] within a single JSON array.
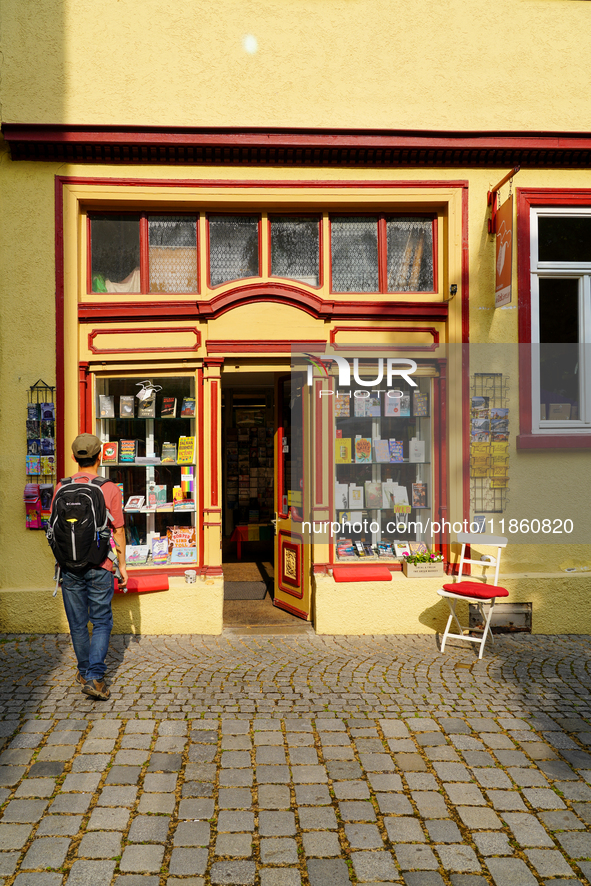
[[470, 372, 509, 514]]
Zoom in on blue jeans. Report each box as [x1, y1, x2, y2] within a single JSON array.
[[61, 567, 114, 681]]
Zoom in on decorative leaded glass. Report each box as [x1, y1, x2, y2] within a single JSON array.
[[271, 216, 320, 285], [149, 216, 198, 293], [387, 217, 434, 292], [209, 216, 259, 286], [91, 214, 141, 293], [331, 217, 379, 292]]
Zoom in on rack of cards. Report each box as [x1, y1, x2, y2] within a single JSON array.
[[24, 379, 56, 530], [96, 376, 197, 568], [470, 372, 509, 514], [334, 377, 433, 561]]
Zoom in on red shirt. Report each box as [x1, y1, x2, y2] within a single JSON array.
[[53, 472, 125, 570]]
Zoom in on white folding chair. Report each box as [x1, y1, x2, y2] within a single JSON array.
[[437, 533, 509, 659]]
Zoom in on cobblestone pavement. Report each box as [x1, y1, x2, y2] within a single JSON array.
[[1, 632, 591, 886]]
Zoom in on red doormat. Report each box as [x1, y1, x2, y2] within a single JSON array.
[[332, 565, 392, 582]]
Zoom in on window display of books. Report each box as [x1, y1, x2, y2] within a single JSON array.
[[97, 376, 197, 566], [334, 383, 432, 561]]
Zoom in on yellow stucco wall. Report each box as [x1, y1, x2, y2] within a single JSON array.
[[1, 0, 591, 131], [1, 155, 590, 632], [0, 577, 224, 635], [314, 572, 591, 636]]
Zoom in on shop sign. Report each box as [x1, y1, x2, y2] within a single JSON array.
[[495, 195, 513, 307]]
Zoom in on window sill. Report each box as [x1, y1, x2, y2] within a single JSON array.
[[517, 433, 591, 450]]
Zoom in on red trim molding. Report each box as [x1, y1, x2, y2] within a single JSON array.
[[210, 379, 219, 507], [9, 126, 591, 167], [87, 326, 201, 354], [517, 188, 591, 449], [207, 339, 326, 354], [330, 325, 440, 349]]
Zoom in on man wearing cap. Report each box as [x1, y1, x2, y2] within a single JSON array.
[[54, 434, 128, 700]]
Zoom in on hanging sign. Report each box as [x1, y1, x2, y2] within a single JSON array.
[[495, 194, 513, 307]]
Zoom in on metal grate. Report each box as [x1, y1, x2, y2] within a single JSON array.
[[387, 217, 434, 292], [149, 216, 198, 293], [209, 216, 259, 286], [271, 216, 319, 285], [331, 216, 379, 292]]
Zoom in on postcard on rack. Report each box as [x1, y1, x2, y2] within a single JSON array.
[[40, 403, 55, 421], [471, 396, 489, 415]]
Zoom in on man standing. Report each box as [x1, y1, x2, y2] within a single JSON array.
[[53, 434, 127, 700]]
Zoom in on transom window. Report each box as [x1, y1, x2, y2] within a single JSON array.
[[88, 211, 436, 295], [531, 209, 591, 432]]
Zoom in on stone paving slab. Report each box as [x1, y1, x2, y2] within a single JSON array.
[[0, 633, 591, 884]]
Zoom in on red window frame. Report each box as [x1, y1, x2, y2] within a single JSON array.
[[87, 211, 200, 295], [517, 188, 591, 450], [329, 213, 438, 295]]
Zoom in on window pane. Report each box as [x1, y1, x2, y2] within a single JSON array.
[[538, 216, 591, 263], [331, 217, 378, 292], [539, 278, 580, 421], [91, 214, 141, 293], [209, 216, 259, 286], [271, 216, 319, 285], [387, 217, 434, 291], [149, 216, 198, 293]]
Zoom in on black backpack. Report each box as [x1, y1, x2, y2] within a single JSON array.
[[47, 476, 113, 571]]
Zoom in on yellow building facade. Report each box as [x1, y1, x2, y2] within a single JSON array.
[[1, 0, 590, 635]]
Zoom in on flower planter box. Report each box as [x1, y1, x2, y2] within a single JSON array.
[[402, 561, 444, 577]]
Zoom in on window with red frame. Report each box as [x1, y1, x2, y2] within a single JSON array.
[[89, 213, 198, 294], [330, 215, 436, 293]]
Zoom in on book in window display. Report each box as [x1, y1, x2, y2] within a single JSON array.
[[126, 545, 150, 566], [151, 537, 169, 565], [373, 439, 390, 463], [412, 482, 427, 508], [180, 396, 196, 417], [354, 437, 371, 464], [161, 442, 177, 463], [335, 438, 352, 463], [161, 397, 177, 418], [349, 484, 364, 508], [119, 439, 137, 462], [119, 395, 135, 418], [335, 392, 350, 417], [137, 397, 156, 418], [177, 436, 196, 464], [388, 439, 404, 462], [125, 495, 145, 512], [413, 391, 429, 417], [364, 481, 383, 509], [99, 395, 115, 418], [102, 441, 118, 464]]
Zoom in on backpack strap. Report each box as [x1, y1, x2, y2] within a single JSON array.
[[59, 477, 73, 486], [90, 475, 115, 524]]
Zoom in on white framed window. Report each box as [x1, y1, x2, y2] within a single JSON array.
[[530, 208, 591, 433]]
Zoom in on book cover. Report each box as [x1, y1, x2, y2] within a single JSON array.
[[161, 397, 177, 418], [408, 437, 425, 463], [138, 397, 156, 418], [349, 484, 364, 508], [119, 395, 135, 419], [151, 537, 169, 565], [26, 455, 41, 475], [161, 442, 177, 463], [170, 546, 197, 563], [399, 393, 411, 416], [354, 437, 372, 464], [177, 436, 196, 464], [101, 441, 118, 464], [394, 542, 411, 558], [365, 397, 381, 417], [126, 545, 149, 566], [413, 391, 429, 417], [335, 438, 352, 463], [364, 481, 383, 509], [40, 403, 55, 421], [377, 542, 394, 558], [373, 439, 391, 463], [335, 393, 350, 417], [412, 482, 427, 508], [99, 395, 115, 418], [384, 392, 401, 416], [388, 439, 404, 462], [180, 397, 196, 417], [409, 541, 429, 555], [124, 495, 145, 511], [335, 483, 349, 510], [119, 439, 137, 462], [27, 404, 39, 421], [172, 486, 183, 502], [353, 396, 366, 417]]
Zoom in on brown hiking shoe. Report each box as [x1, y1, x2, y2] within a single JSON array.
[[82, 679, 110, 700], [75, 672, 87, 688]]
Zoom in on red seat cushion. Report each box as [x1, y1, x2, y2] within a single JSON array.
[[115, 575, 169, 594], [333, 565, 392, 583], [442, 581, 509, 600]]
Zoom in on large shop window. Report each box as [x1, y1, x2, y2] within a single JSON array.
[[531, 210, 591, 432], [333, 376, 433, 560], [88, 211, 435, 295], [96, 376, 197, 569]]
